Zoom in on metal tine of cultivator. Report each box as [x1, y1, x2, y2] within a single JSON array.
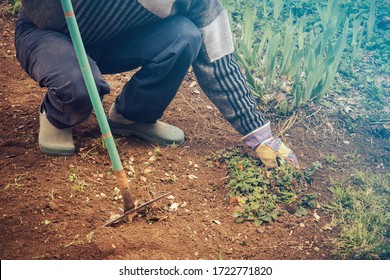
[[60, 0, 168, 225], [103, 192, 171, 227]]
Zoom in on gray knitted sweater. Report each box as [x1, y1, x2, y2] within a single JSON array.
[[20, 0, 266, 135]]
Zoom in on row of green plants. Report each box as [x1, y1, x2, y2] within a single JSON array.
[[223, 0, 387, 114]]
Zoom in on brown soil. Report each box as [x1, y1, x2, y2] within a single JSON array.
[[0, 5, 388, 260]]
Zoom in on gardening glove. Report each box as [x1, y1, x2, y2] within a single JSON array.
[[242, 122, 300, 169]]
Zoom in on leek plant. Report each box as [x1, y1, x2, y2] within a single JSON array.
[[220, 0, 384, 114], [264, 32, 281, 89], [350, 16, 364, 65], [234, 3, 263, 96], [367, 0, 376, 40], [272, 0, 284, 21]]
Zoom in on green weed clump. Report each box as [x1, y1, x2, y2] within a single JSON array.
[[9, 0, 21, 14], [68, 169, 86, 192], [326, 171, 390, 260], [210, 148, 317, 226]]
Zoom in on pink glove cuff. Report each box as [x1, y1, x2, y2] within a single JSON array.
[[241, 121, 272, 150], [287, 150, 299, 166]]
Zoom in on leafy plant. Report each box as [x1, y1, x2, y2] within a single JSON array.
[[366, 0, 376, 40], [209, 148, 316, 226], [272, 0, 284, 21], [11, 0, 21, 14], [68, 169, 86, 192], [234, 3, 263, 96]]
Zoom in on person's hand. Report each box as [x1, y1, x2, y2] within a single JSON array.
[[255, 137, 299, 169], [242, 122, 299, 169]]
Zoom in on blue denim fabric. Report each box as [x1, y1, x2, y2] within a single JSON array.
[[15, 14, 201, 128]]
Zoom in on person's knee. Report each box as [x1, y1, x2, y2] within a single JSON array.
[[173, 17, 202, 62], [45, 71, 92, 128]]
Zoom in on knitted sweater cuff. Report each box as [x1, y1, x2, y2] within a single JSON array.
[[241, 121, 272, 150]]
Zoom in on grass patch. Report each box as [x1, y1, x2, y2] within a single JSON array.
[[68, 169, 86, 192], [325, 171, 390, 259], [3, 172, 29, 191], [209, 148, 318, 226]]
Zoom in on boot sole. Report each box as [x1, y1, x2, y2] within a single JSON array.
[[111, 128, 185, 146], [108, 120, 185, 146], [39, 144, 75, 156]]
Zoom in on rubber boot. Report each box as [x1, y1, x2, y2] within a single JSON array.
[[39, 112, 75, 156], [108, 104, 185, 145]]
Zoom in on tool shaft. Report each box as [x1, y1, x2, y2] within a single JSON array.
[[61, 0, 134, 210]]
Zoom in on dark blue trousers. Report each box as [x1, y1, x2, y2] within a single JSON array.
[[15, 15, 202, 128]]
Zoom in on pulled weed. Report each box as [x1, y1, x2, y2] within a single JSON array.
[[209, 148, 317, 226]]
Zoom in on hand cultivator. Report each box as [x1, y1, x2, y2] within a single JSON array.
[[60, 0, 170, 226]]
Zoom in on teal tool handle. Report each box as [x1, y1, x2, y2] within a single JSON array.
[[60, 0, 121, 171], [60, 0, 134, 211]]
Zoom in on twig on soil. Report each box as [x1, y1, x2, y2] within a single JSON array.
[[181, 97, 207, 119], [369, 120, 390, 125], [275, 112, 298, 137], [180, 96, 234, 134], [305, 106, 322, 119]]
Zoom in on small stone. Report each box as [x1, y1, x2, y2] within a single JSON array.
[[256, 227, 266, 234], [322, 224, 333, 231], [139, 176, 147, 182], [169, 203, 179, 211], [48, 201, 58, 211]]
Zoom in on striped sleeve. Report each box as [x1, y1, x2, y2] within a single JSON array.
[[193, 50, 267, 136], [62, 0, 158, 46]]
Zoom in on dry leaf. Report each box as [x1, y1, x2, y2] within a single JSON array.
[[237, 163, 244, 171], [149, 155, 157, 162], [322, 224, 333, 231], [143, 168, 152, 174], [128, 165, 135, 173], [139, 176, 147, 182], [229, 197, 238, 204], [313, 211, 320, 221], [189, 81, 197, 88]]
